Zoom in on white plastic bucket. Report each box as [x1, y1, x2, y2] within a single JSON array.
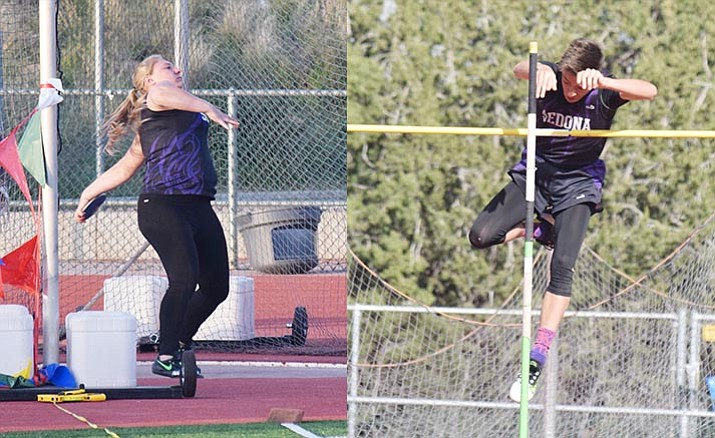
[[0, 305, 34, 379], [66, 311, 137, 388]]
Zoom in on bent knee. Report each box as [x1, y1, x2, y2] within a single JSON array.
[[469, 227, 497, 250], [547, 257, 576, 298], [469, 215, 514, 249], [469, 228, 487, 249]]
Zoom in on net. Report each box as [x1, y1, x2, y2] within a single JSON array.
[[1, 0, 346, 360], [349, 214, 715, 437], [0, 1, 42, 363], [62, 0, 347, 355]]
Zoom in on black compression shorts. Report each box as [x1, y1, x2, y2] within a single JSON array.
[[509, 158, 604, 216]]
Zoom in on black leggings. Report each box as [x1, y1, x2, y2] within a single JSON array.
[[468, 181, 591, 297], [138, 194, 229, 356]]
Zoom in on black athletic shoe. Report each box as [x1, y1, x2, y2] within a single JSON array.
[[152, 356, 181, 378]]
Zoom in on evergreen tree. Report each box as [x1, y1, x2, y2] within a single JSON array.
[[348, 0, 715, 306]]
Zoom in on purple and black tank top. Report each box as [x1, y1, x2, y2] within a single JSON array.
[[511, 61, 629, 185], [138, 108, 217, 198]]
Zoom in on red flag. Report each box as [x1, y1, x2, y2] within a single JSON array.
[[0, 114, 36, 215], [0, 235, 40, 297]]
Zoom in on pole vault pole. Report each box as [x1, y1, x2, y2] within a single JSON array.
[[519, 41, 538, 438]]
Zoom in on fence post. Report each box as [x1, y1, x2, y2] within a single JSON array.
[[348, 306, 362, 438], [0, 31, 4, 134], [94, 0, 104, 176], [543, 336, 558, 437], [227, 91, 238, 267], [677, 308, 688, 437], [688, 311, 702, 438], [39, 0, 61, 366], [174, 0, 189, 88]]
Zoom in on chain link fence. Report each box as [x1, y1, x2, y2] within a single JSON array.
[[1, 0, 346, 358], [0, 1, 42, 344], [348, 213, 715, 437]]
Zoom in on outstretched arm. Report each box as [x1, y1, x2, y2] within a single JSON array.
[[74, 136, 145, 223], [146, 82, 240, 129], [596, 75, 657, 101], [574, 69, 657, 101]]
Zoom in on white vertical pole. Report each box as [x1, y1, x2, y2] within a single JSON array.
[[676, 309, 688, 437], [0, 31, 5, 134], [688, 312, 701, 438], [174, 0, 189, 88], [94, 0, 104, 176], [518, 41, 538, 438], [543, 337, 558, 437], [39, 0, 60, 366], [348, 307, 362, 438], [227, 92, 238, 267], [543, 250, 557, 437]]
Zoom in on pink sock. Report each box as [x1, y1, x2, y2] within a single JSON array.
[[530, 327, 556, 366]]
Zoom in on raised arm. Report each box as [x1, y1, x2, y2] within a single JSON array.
[[513, 61, 557, 98], [596, 75, 657, 101], [74, 136, 145, 223], [146, 83, 240, 129]]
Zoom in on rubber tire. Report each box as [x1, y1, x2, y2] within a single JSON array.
[[180, 349, 197, 398], [291, 306, 309, 346]]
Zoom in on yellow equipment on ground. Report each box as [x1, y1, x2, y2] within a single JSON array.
[[37, 388, 106, 403]]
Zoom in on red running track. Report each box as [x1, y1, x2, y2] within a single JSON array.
[[1, 272, 347, 432], [1, 375, 346, 433]]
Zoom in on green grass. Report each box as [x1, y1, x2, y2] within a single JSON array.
[[0, 421, 347, 437]]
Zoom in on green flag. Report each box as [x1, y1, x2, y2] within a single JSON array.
[[18, 112, 46, 186]]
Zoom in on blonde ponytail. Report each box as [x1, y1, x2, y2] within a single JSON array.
[[103, 89, 143, 154], [102, 54, 166, 155]]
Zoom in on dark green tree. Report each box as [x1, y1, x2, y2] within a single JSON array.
[[348, 0, 715, 306]]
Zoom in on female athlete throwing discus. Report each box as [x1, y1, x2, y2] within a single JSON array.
[[468, 38, 657, 402], [75, 54, 239, 379]]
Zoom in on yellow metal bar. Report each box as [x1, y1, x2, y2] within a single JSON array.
[[347, 124, 527, 136], [37, 393, 107, 402], [347, 124, 715, 139], [37, 389, 107, 403], [58, 389, 86, 395], [536, 128, 715, 138]]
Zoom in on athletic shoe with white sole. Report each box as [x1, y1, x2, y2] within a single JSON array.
[[509, 360, 542, 402]]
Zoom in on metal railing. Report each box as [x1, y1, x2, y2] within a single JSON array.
[[347, 304, 715, 437]]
